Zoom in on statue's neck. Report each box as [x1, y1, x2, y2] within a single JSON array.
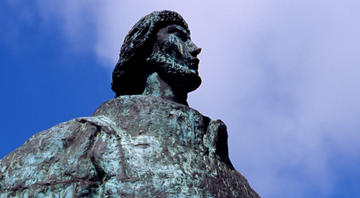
[[142, 72, 188, 106]]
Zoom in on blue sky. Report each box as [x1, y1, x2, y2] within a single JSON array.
[[1, 1, 360, 197]]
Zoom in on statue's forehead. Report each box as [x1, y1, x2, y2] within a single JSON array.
[[167, 24, 188, 34], [156, 24, 190, 40]]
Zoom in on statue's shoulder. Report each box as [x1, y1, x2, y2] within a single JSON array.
[[1, 115, 114, 164], [21, 116, 113, 145]]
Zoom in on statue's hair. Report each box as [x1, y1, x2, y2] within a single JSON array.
[[111, 10, 190, 97]]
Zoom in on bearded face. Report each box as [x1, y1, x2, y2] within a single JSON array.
[[147, 24, 202, 93]]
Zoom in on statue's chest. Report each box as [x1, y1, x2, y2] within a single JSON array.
[[93, 95, 206, 145]]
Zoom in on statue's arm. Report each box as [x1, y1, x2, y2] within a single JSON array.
[[0, 116, 117, 197], [203, 116, 234, 169]]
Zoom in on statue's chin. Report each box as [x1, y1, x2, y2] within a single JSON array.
[[170, 72, 201, 93], [155, 61, 201, 93]]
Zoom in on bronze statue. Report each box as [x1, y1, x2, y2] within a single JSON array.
[[0, 10, 260, 197]]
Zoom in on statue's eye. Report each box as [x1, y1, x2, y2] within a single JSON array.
[[172, 31, 188, 41]]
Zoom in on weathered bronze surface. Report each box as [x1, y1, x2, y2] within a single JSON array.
[[0, 10, 260, 197]]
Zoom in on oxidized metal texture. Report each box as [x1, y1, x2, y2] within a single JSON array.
[[0, 95, 260, 197]]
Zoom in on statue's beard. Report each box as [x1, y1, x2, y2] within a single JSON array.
[[147, 51, 201, 93]]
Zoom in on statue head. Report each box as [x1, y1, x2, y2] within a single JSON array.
[[111, 10, 201, 97]]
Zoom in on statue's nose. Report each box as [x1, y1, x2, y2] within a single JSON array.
[[190, 47, 201, 57]]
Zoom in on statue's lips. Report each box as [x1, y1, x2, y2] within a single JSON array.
[[189, 58, 199, 70]]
